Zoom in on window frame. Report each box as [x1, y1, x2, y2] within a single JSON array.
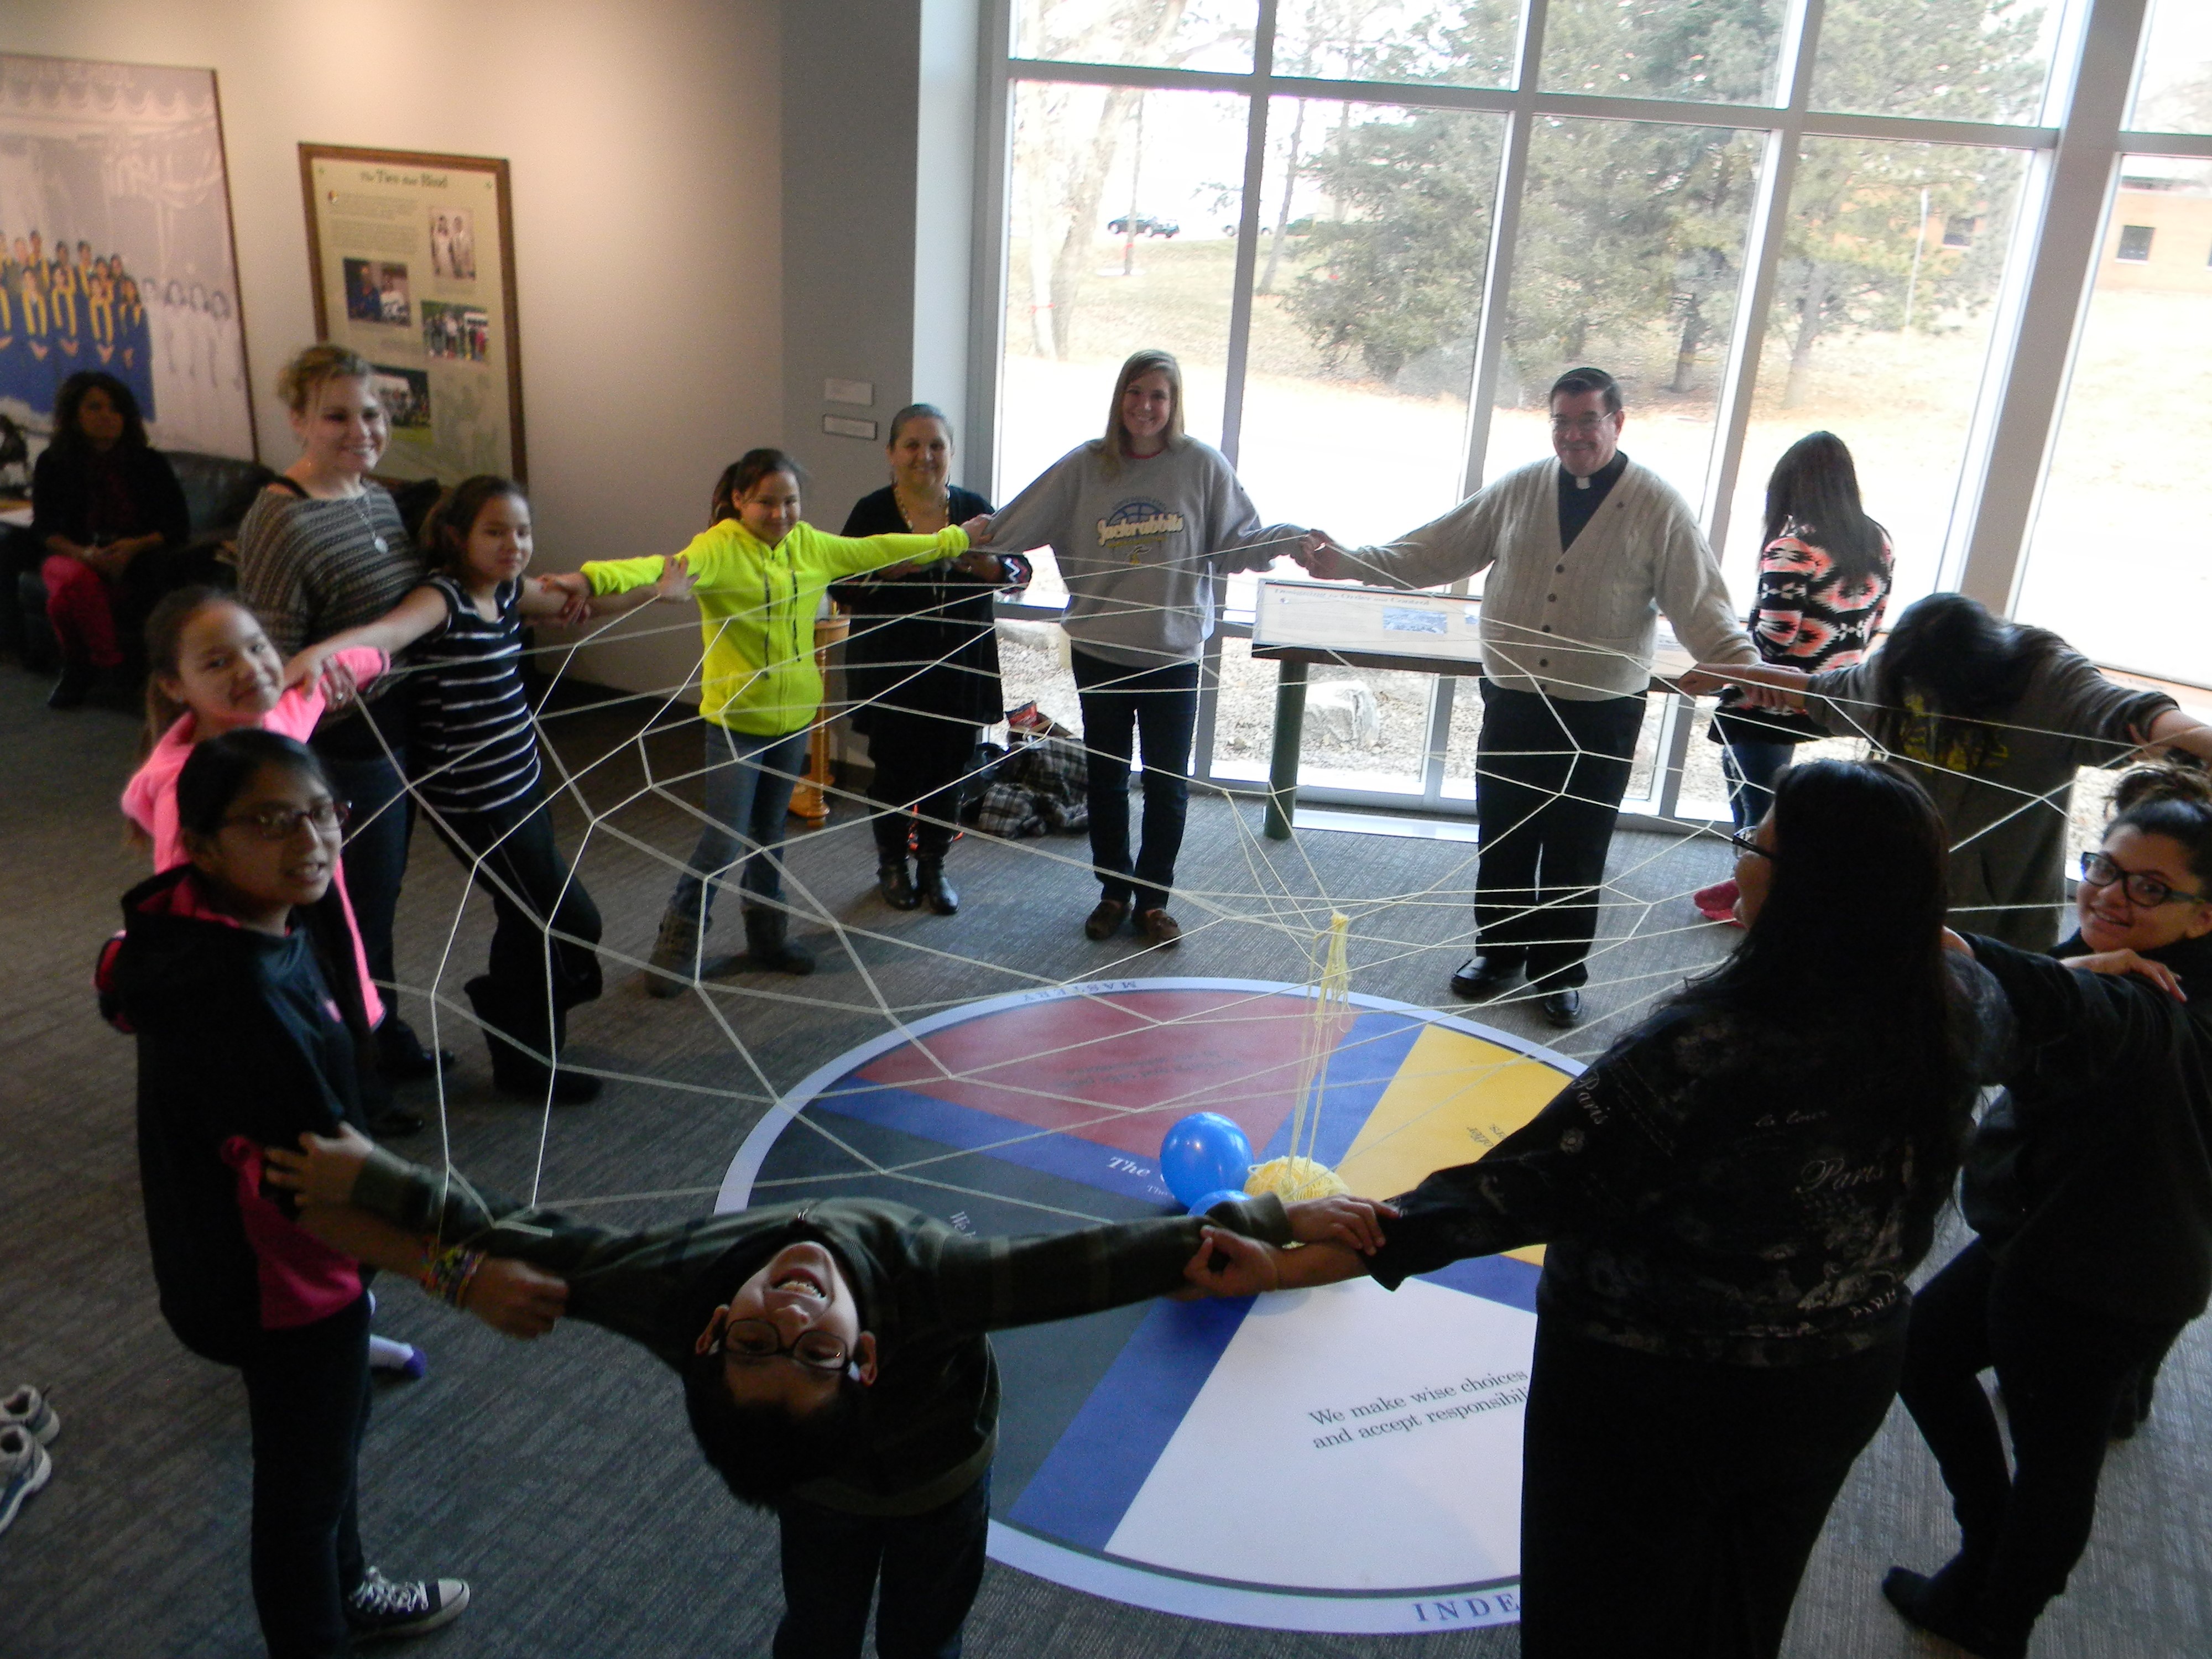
[[972, 0, 2201, 828]]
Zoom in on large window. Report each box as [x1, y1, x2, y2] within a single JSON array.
[[981, 0, 2189, 817], [2017, 154, 2212, 679]]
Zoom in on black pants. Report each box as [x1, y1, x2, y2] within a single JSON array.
[[773, 1469, 990, 1659], [1519, 1319, 1901, 1659], [239, 1293, 373, 1659], [431, 791, 603, 1060], [1473, 681, 1646, 989], [1897, 1240, 2183, 1645], [1071, 650, 1199, 914], [867, 711, 976, 863], [315, 737, 425, 1057]]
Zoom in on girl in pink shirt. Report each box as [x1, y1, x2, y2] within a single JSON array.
[[124, 586, 390, 1029]]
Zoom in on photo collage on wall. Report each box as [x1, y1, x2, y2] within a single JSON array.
[[0, 53, 255, 460], [304, 148, 521, 483]]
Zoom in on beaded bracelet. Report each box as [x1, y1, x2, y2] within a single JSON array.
[[420, 1243, 487, 1310]]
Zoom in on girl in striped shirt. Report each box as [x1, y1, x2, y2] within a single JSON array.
[[289, 477, 646, 1104]]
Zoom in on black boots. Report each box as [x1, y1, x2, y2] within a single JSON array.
[[740, 906, 816, 975], [876, 855, 956, 915], [464, 976, 601, 1103], [915, 858, 958, 915], [877, 859, 920, 910]]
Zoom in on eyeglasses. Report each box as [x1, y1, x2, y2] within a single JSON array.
[[714, 1318, 849, 1374], [1550, 414, 1616, 436], [1729, 828, 1773, 860], [222, 801, 350, 842], [2080, 850, 2205, 910]]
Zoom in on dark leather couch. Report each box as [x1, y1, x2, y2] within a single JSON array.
[[3, 449, 276, 670]]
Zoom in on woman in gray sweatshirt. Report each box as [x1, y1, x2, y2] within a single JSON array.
[[977, 349, 1312, 947]]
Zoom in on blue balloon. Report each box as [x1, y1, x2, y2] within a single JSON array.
[[1187, 1187, 1249, 1217], [1158, 1112, 1253, 1207]]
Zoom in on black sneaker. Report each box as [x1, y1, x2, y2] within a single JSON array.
[[346, 1566, 469, 1642]]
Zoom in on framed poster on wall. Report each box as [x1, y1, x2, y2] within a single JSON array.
[[299, 144, 525, 484], [0, 53, 255, 458]]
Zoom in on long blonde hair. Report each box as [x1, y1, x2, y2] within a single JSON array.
[[1098, 348, 1186, 473]]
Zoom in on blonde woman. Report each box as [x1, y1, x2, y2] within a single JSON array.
[[236, 344, 440, 1081], [977, 350, 1312, 947]]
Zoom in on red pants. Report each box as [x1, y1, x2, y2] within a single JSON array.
[[41, 553, 123, 669]]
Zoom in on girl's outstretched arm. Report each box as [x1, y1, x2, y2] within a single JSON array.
[[517, 574, 596, 623], [2137, 708, 2212, 765], [1181, 1228, 1370, 1297], [560, 554, 697, 616], [284, 586, 448, 693]]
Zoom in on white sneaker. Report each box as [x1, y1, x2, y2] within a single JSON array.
[[346, 1566, 470, 1642], [0, 1425, 53, 1537], [0, 1385, 58, 1445]]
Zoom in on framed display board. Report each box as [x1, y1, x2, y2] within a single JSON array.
[[0, 53, 256, 459], [299, 144, 525, 483]]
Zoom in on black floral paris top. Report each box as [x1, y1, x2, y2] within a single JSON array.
[[1364, 957, 2010, 1366]]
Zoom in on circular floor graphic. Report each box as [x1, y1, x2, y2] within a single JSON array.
[[720, 978, 1580, 1635]]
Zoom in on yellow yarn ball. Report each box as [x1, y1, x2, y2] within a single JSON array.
[[1244, 1155, 1349, 1203]]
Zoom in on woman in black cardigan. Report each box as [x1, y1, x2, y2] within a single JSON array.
[[32, 369, 189, 707], [834, 404, 1029, 914], [1887, 763, 2212, 1659]]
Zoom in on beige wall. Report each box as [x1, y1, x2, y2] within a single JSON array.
[[1, 0, 783, 694], [2100, 188, 2212, 294]]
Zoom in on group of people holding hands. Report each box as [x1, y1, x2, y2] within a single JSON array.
[[89, 340, 2212, 1659]]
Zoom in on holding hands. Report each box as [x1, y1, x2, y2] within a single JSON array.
[[1178, 1193, 1397, 1298], [264, 1124, 571, 1339], [1674, 662, 1808, 707], [458, 1259, 569, 1339], [281, 643, 364, 709], [2062, 947, 2189, 1002], [263, 1124, 375, 1207], [1287, 1194, 1397, 1254], [1294, 530, 1347, 581]]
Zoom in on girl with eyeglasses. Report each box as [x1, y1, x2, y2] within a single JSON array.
[[1886, 763, 2212, 1659], [100, 730, 469, 1655]]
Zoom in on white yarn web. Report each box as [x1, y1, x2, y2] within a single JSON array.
[[347, 561, 2162, 1218]]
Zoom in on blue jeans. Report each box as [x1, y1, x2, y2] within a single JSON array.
[[667, 724, 813, 928], [1721, 739, 1795, 834], [1071, 649, 1199, 914], [773, 1470, 990, 1659]]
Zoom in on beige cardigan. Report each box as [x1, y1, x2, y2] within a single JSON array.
[[1344, 458, 1754, 700]]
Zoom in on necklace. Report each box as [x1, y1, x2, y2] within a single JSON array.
[[348, 489, 389, 555], [893, 482, 950, 533]]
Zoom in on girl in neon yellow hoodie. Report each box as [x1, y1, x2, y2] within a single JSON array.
[[557, 449, 981, 987]]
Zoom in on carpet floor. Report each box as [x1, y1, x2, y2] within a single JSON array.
[[1, 668, 2204, 1657]]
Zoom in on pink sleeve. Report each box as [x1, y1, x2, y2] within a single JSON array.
[[123, 724, 195, 868], [334, 646, 388, 690], [268, 647, 388, 740]]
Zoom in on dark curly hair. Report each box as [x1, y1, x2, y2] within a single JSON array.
[[2108, 763, 2212, 890]]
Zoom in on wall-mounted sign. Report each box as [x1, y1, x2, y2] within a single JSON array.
[[299, 144, 525, 483]]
